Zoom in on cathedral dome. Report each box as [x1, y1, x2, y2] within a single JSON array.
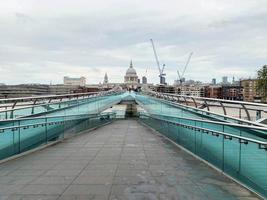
[[125, 60, 137, 76], [126, 67, 137, 76], [124, 60, 138, 86]]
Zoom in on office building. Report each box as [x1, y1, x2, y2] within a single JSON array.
[[241, 79, 267, 103], [222, 76, 228, 85], [142, 76, 147, 84], [176, 85, 206, 97], [221, 85, 243, 101], [63, 76, 86, 87], [205, 85, 222, 99]]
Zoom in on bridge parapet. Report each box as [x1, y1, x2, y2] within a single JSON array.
[[0, 88, 123, 120], [142, 88, 267, 123], [0, 89, 124, 160], [0, 112, 116, 161], [139, 112, 267, 198]]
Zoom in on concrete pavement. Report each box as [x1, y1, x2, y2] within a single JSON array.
[[0, 119, 260, 200]]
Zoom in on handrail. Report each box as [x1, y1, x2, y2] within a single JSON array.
[[0, 93, 99, 114], [136, 97, 267, 128], [0, 111, 116, 161], [0, 89, 123, 110], [147, 113, 267, 132], [0, 113, 99, 123], [159, 92, 267, 107], [140, 113, 267, 147], [0, 91, 123, 119], [0, 112, 116, 132], [0, 91, 98, 102], [142, 89, 267, 122], [139, 92, 267, 126]]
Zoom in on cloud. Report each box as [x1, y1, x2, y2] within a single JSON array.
[[0, 0, 266, 85], [15, 12, 35, 24]]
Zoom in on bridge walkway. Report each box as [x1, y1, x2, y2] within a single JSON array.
[[0, 120, 259, 200]]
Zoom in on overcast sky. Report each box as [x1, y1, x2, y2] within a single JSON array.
[[0, 0, 266, 85]]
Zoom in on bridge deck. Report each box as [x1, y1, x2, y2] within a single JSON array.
[[0, 120, 259, 200]]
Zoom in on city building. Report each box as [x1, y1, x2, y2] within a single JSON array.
[[48, 85, 80, 95], [221, 85, 243, 100], [0, 84, 83, 98], [180, 78, 186, 83], [222, 76, 229, 85], [0, 84, 49, 98], [142, 76, 147, 84], [211, 78, 216, 85], [232, 77, 241, 85], [124, 61, 138, 89], [240, 79, 267, 103], [176, 85, 206, 97], [205, 85, 222, 99], [152, 85, 175, 93], [240, 79, 258, 102], [103, 73, 108, 84], [63, 76, 86, 87]]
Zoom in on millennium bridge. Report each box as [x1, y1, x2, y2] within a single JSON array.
[[0, 88, 266, 199]]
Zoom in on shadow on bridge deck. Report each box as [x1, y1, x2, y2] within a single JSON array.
[[0, 120, 259, 200]]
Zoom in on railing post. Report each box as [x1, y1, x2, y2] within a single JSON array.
[[63, 115, 65, 139], [183, 97, 188, 106], [194, 120, 197, 154], [191, 97, 197, 108], [167, 121, 169, 138], [222, 124, 225, 172], [241, 104, 251, 121], [31, 99, 38, 114], [204, 100, 210, 111], [59, 98, 63, 109], [45, 118, 48, 143], [18, 121, 21, 153], [219, 102, 227, 116], [177, 119, 180, 144], [5, 107, 7, 120], [256, 110, 261, 120], [238, 140, 242, 174], [13, 124, 15, 155], [10, 110, 14, 119], [238, 128, 242, 174]]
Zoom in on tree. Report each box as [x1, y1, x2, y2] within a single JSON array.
[[257, 65, 267, 98]]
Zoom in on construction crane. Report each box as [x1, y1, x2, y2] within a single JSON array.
[[150, 39, 166, 85], [177, 52, 193, 85]]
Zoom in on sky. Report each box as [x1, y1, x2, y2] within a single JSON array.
[[0, 0, 266, 85]]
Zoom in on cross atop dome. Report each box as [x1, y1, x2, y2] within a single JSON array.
[[130, 60, 133, 68]]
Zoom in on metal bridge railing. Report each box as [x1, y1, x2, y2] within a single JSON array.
[[139, 113, 267, 148], [0, 90, 123, 120], [135, 95, 266, 129], [139, 112, 267, 198], [147, 113, 267, 136], [0, 112, 116, 161], [143, 90, 267, 122], [0, 92, 97, 109], [0, 89, 121, 110]]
